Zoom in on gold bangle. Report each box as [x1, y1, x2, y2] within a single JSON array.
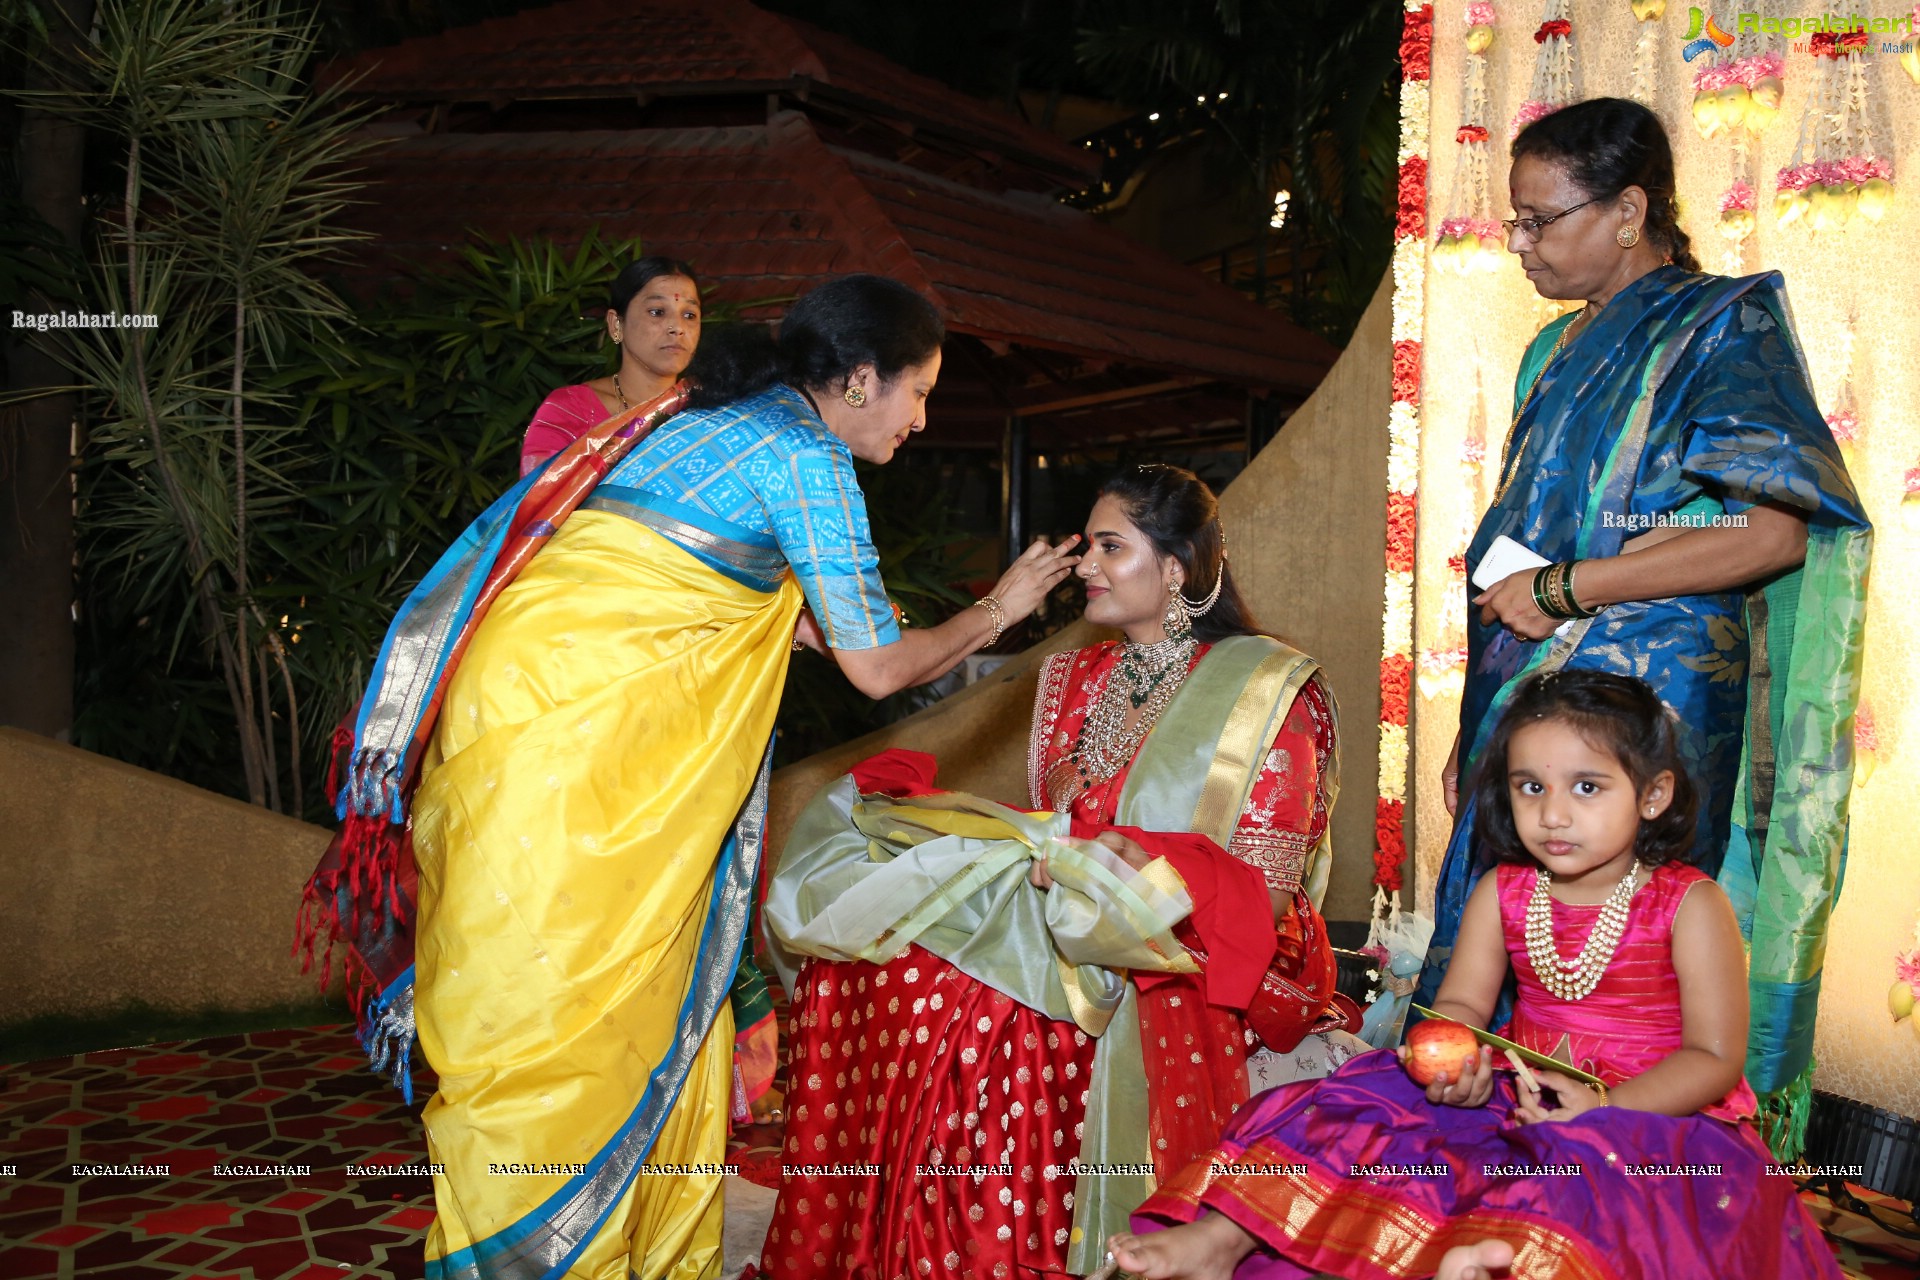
[[973, 595, 1006, 646], [1564, 561, 1598, 618]]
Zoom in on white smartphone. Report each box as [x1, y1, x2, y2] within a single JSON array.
[[1470, 534, 1551, 591]]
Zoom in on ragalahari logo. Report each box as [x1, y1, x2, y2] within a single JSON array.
[[1682, 7, 1737, 59]]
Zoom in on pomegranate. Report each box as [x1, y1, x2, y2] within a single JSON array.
[[1403, 1018, 1483, 1087]]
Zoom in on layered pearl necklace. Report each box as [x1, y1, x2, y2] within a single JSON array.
[[1045, 633, 1197, 811], [1524, 863, 1644, 1002]]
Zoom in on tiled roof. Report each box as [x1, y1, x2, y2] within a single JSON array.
[[321, 0, 1092, 182], [341, 114, 1336, 393]]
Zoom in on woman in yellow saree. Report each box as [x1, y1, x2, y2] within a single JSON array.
[[300, 276, 1078, 1280]]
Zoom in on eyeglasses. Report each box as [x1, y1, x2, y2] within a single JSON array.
[[1501, 196, 1600, 240]]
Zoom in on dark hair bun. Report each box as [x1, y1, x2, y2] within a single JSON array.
[[687, 274, 944, 407]]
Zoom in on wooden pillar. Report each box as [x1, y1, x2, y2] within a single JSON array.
[[1001, 415, 1027, 565], [1244, 392, 1282, 462]]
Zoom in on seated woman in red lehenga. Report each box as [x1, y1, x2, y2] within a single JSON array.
[[758, 464, 1362, 1280]]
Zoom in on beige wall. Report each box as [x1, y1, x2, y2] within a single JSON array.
[[0, 727, 335, 1028], [769, 276, 1394, 922]]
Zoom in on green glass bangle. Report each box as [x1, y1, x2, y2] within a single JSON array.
[[1531, 565, 1563, 620]]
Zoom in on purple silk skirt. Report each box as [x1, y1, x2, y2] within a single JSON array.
[[1129, 1050, 1841, 1280]]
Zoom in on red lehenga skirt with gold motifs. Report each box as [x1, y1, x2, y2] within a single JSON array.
[[759, 944, 1098, 1280]]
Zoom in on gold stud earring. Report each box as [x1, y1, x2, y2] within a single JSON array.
[[1617, 225, 1641, 248], [843, 385, 867, 408]]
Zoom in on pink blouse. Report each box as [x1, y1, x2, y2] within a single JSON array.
[[518, 383, 611, 476]]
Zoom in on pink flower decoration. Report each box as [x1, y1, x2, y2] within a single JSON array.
[[1773, 159, 1889, 191], [1904, 465, 1920, 498], [1694, 63, 1732, 92], [1895, 948, 1920, 990], [1418, 646, 1469, 672], [1720, 181, 1755, 213], [1465, 1, 1497, 25], [1827, 409, 1860, 444], [1856, 704, 1879, 752], [1437, 216, 1501, 243], [1693, 53, 1784, 93], [1509, 99, 1555, 140], [1460, 437, 1487, 465]]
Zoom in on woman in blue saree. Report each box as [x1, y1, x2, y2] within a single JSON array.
[[1415, 98, 1869, 1155]]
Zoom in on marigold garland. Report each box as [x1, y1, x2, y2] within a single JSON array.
[[1400, 10, 1434, 78], [1391, 340, 1422, 404], [1397, 156, 1430, 240], [1375, 2, 1431, 900]]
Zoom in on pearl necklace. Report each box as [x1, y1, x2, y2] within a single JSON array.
[[1524, 863, 1643, 1002], [1044, 635, 1196, 811]]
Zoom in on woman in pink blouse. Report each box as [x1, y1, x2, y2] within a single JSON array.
[[518, 256, 702, 476]]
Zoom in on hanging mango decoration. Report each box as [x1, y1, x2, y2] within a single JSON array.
[[1892, 939, 1920, 1044], [1857, 176, 1896, 222], [1433, 214, 1504, 275], [1692, 53, 1785, 139], [1776, 160, 1894, 231]]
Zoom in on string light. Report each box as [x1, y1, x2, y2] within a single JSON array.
[[1270, 190, 1291, 230]]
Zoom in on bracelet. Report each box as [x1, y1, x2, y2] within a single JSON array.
[[973, 595, 1006, 646], [1536, 564, 1566, 617], [1530, 565, 1561, 620], [1562, 561, 1598, 618], [1531, 563, 1600, 622]]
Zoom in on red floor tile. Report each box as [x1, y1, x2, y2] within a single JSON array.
[[381, 1205, 435, 1231], [131, 1201, 241, 1238], [134, 1096, 215, 1122], [30, 1222, 105, 1246]]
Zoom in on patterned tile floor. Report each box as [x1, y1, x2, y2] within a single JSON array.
[[0, 1025, 1911, 1279]]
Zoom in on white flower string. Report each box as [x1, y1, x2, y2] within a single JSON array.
[[1776, 23, 1896, 232], [1436, 3, 1503, 275], [1511, 0, 1579, 140], [1628, 0, 1664, 104], [1689, 2, 1785, 272]]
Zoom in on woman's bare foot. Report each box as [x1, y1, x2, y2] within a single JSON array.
[[1436, 1238, 1515, 1280], [1106, 1213, 1257, 1279]]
